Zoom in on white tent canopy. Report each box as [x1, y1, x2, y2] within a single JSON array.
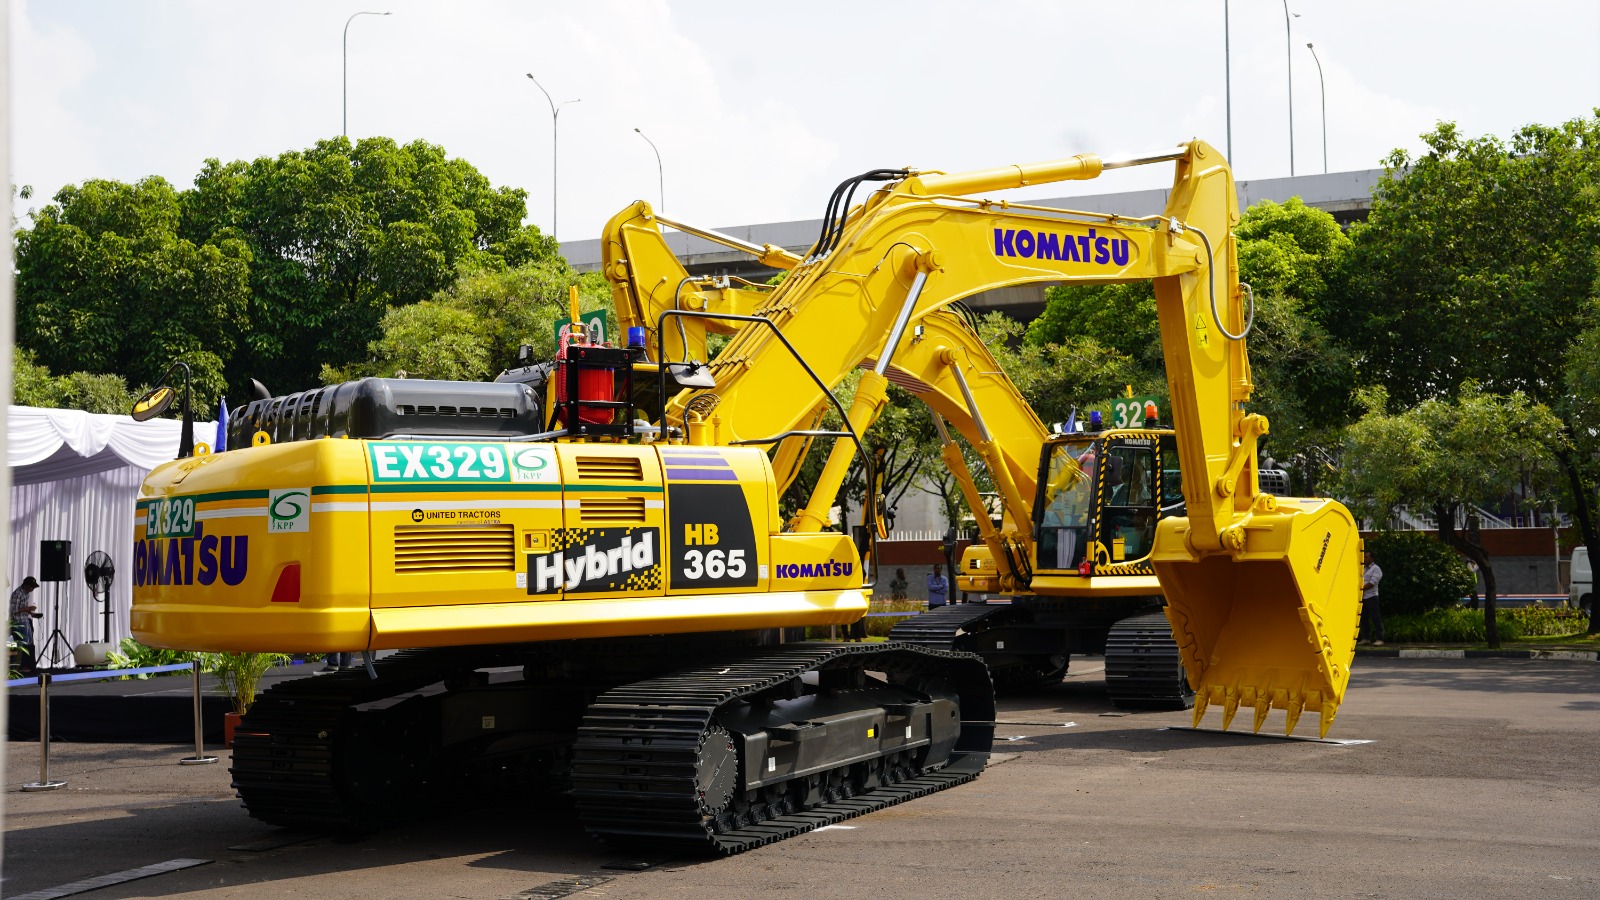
[[9, 406, 215, 661]]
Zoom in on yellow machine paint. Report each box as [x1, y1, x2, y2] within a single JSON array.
[[132, 440, 865, 653]]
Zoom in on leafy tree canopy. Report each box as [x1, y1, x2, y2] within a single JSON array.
[[12, 349, 142, 415], [1326, 115, 1600, 407], [15, 136, 561, 410], [1335, 384, 1562, 646]]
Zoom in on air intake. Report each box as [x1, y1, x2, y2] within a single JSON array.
[[579, 497, 647, 525], [394, 525, 515, 573], [576, 456, 643, 480]]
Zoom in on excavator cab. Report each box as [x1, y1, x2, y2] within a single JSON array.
[[1033, 428, 1179, 576], [959, 424, 1181, 590]]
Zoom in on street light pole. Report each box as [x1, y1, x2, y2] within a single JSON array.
[[343, 11, 391, 138], [634, 128, 664, 210], [526, 74, 580, 239], [1224, 0, 1232, 162], [1307, 42, 1327, 174], [1282, 0, 1297, 176]]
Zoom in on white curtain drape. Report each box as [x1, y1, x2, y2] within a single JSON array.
[[8, 406, 216, 658]]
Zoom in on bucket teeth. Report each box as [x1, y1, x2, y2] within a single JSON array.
[[1192, 689, 1211, 728], [1283, 693, 1304, 736], [1220, 689, 1241, 731], [1251, 696, 1271, 734], [1318, 701, 1338, 739]]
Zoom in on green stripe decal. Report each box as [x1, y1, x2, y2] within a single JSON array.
[[141, 481, 665, 508], [368, 482, 567, 494], [137, 488, 270, 510]]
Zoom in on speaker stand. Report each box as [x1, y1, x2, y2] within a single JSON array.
[[37, 583, 72, 668]]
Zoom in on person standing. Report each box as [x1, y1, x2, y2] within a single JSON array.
[[320, 651, 353, 673], [1360, 550, 1384, 645], [10, 576, 40, 672], [926, 564, 950, 609], [889, 568, 909, 601]]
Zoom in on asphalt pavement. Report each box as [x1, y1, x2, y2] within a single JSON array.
[[4, 655, 1598, 899]]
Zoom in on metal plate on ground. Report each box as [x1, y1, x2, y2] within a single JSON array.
[[507, 875, 613, 899], [8, 858, 211, 900], [1162, 726, 1373, 745]]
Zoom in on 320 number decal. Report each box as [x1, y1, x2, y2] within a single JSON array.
[[680, 548, 746, 580]]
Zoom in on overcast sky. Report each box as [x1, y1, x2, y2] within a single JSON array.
[[12, 0, 1600, 242]]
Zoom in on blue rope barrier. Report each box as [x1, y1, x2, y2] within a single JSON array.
[[7, 662, 193, 689]]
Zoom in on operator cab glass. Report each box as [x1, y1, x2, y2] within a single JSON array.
[[1037, 437, 1097, 569], [1099, 443, 1156, 563], [1034, 432, 1173, 572]]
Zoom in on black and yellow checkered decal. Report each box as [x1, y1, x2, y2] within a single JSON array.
[[527, 527, 662, 594]]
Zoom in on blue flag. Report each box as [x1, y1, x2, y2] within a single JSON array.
[[215, 397, 229, 452]]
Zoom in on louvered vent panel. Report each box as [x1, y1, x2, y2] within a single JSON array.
[[576, 456, 643, 480], [394, 524, 515, 573], [579, 496, 647, 525]]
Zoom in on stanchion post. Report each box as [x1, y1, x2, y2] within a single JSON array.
[[22, 672, 67, 791], [179, 658, 218, 765]]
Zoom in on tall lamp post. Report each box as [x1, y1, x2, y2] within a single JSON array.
[[634, 128, 664, 210], [1224, 0, 1232, 162], [343, 11, 391, 138], [1282, 0, 1299, 175], [1307, 42, 1327, 174], [526, 74, 580, 239]]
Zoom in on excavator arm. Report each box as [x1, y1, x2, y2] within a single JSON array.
[[605, 141, 1361, 737]]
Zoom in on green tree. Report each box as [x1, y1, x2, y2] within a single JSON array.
[[11, 349, 142, 415], [181, 136, 559, 393], [1336, 386, 1562, 647], [14, 137, 559, 414], [1327, 113, 1600, 633], [16, 176, 249, 410], [325, 260, 604, 384]]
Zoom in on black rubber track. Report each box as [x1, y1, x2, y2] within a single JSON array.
[[570, 642, 994, 855], [230, 646, 523, 830], [886, 603, 1007, 647], [232, 641, 993, 854], [1103, 611, 1196, 710], [888, 604, 1068, 689]]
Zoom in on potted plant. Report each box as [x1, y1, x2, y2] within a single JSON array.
[[203, 651, 291, 747]]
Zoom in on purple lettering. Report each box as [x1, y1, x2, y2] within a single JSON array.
[[220, 536, 249, 586], [1015, 230, 1035, 258], [994, 228, 1015, 256]]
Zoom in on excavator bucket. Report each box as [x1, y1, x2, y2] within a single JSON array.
[[1151, 497, 1362, 738]]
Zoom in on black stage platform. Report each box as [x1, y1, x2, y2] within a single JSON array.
[[7, 664, 322, 744]]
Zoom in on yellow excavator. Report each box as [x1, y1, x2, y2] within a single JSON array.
[[130, 140, 1360, 854]]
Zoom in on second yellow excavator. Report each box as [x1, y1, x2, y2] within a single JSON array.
[[599, 141, 1362, 735]]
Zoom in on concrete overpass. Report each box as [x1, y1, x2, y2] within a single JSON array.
[[561, 168, 1382, 320]]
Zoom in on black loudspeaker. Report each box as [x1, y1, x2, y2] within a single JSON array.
[[40, 540, 71, 582]]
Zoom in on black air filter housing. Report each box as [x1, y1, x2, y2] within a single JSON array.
[[229, 378, 544, 447]]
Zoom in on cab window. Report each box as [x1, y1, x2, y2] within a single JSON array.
[[1102, 444, 1156, 562], [1037, 441, 1096, 569]]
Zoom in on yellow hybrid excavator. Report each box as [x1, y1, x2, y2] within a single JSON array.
[[131, 140, 1361, 854]]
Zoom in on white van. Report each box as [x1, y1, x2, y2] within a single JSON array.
[[1570, 547, 1592, 612]]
